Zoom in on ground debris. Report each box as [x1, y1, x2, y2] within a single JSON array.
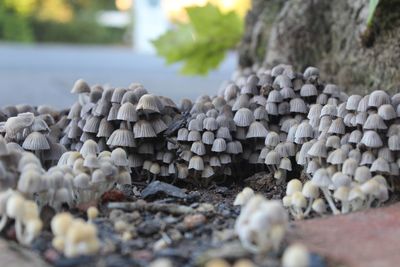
[[107, 200, 195, 215]]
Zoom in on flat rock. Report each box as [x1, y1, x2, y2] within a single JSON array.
[[0, 238, 51, 267], [141, 181, 187, 199], [291, 203, 400, 267]]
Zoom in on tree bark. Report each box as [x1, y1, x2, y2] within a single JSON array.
[[239, 0, 400, 94]]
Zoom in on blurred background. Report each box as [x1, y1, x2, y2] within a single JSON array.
[[0, 0, 250, 108], [1, 0, 397, 109]]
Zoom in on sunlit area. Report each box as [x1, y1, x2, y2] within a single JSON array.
[[0, 0, 241, 107], [161, 0, 251, 22]]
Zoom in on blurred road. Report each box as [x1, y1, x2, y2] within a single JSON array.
[[0, 43, 236, 109]]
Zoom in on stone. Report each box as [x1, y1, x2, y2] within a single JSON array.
[[141, 181, 188, 199], [183, 214, 207, 230]]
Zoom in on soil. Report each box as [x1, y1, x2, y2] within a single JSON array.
[[4, 171, 388, 267]]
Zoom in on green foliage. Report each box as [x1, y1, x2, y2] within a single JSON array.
[[152, 4, 244, 75], [32, 14, 125, 44], [0, 11, 34, 42], [367, 0, 380, 26], [0, 0, 127, 44]]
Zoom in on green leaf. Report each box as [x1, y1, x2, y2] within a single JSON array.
[[367, 0, 380, 26], [152, 3, 243, 75], [152, 24, 195, 64]]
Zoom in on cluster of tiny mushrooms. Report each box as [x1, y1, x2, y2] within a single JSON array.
[[0, 63, 398, 261]]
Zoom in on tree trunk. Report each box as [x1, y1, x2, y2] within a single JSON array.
[[239, 0, 400, 94]]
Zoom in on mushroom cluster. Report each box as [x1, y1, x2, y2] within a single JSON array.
[[0, 189, 42, 245], [281, 89, 399, 217], [0, 62, 398, 252], [58, 67, 400, 217], [235, 193, 288, 253], [0, 111, 66, 167], [227, 65, 399, 217], [51, 140, 134, 207], [60, 80, 182, 182], [0, 140, 129, 213], [51, 212, 100, 257]]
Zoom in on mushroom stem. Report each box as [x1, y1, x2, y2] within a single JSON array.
[[0, 215, 8, 231], [341, 200, 350, 214], [15, 219, 24, 245], [321, 187, 339, 215], [304, 197, 313, 216], [318, 156, 323, 166], [389, 176, 395, 192], [365, 196, 374, 209], [293, 207, 304, 220], [34, 150, 41, 164], [350, 198, 364, 211]]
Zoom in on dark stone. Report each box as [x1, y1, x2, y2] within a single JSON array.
[[137, 221, 161, 237], [215, 186, 228, 194], [310, 253, 327, 267], [54, 255, 95, 267], [141, 181, 188, 200], [105, 255, 141, 267]]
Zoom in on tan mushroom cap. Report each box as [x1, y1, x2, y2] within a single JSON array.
[[71, 79, 90, 94]]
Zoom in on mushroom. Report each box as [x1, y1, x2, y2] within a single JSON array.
[[22, 132, 50, 162], [51, 213, 100, 257], [333, 186, 350, 213], [290, 191, 307, 219], [235, 195, 288, 253], [302, 181, 319, 216], [234, 187, 255, 206], [311, 168, 339, 215], [6, 193, 42, 245], [282, 243, 310, 267]]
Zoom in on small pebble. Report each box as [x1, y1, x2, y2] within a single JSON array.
[[114, 220, 129, 233], [109, 209, 124, 221], [43, 248, 60, 263], [153, 238, 169, 251], [215, 186, 229, 194], [123, 239, 146, 251], [168, 229, 182, 241], [205, 259, 230, 267], [130, 211, 141, 221], [105, 255, 140, 267], [131, 249, 153, 261], [310, 253, 326, 267], [233, 259, 256, 267], [149, 258, 173, 267], [122, 231, 133, 241], [183, 214, 206, 229], [197, 203, 215, 213], [137, 221, 161, 236]]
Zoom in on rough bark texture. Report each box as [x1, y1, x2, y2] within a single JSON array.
[[239, 0, 400, 94]]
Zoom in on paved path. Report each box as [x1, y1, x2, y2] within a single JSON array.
[[291, 203, 400, 267], [0, 239, 50, 267], [0, 43, 236, 109]]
